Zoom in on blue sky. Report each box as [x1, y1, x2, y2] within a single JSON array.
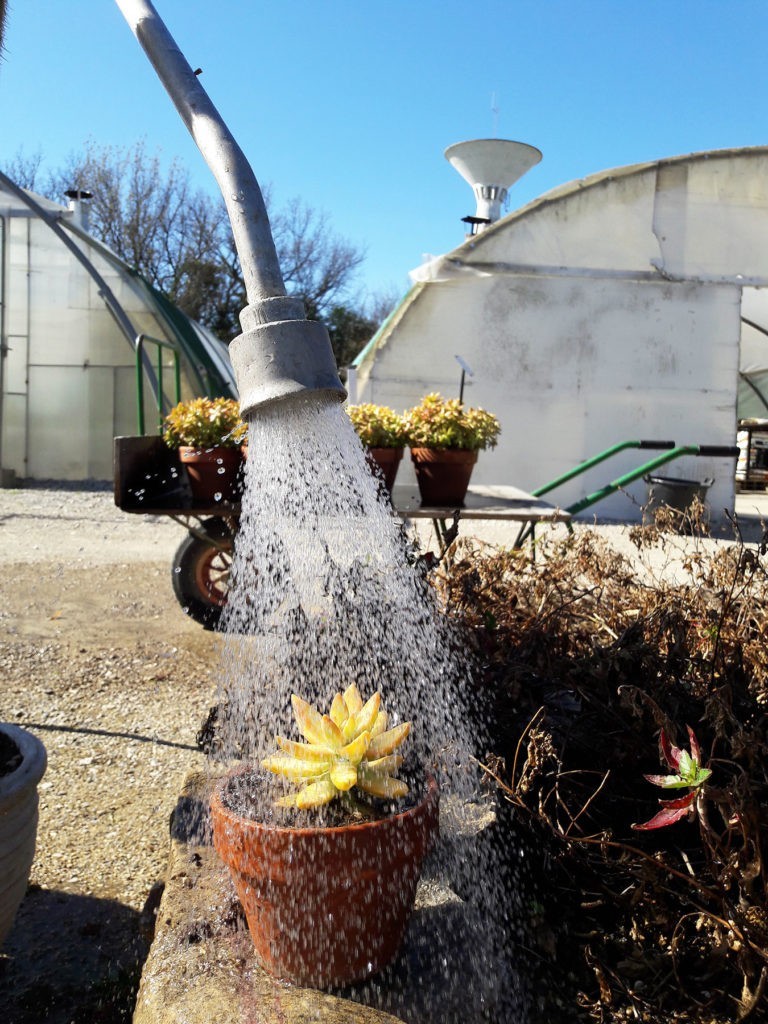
[[1, 1, 767, 306]]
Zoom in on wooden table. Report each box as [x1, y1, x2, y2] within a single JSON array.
[[390, 483, 570, 553]]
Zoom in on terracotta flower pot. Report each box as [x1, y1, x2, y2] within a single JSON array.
[[178, 446, 243, 504], [410, 447, 479, 506], [210, 769, 439, 988], [0, 724, 47, 947], [366, 446, 404, 493]]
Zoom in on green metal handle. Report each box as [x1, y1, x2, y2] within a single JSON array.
[[136, 334, 182, 435], [532, 440, 676, 498], [564, 445, 736, 517]]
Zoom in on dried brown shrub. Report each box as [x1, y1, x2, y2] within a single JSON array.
[[435, 519, 768, 1023]]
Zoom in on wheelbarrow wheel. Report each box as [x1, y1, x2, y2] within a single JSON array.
[[171, 518, 234, 630]]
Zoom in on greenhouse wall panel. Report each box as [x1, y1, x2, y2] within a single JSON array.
[[29, 309, 91, 366], [1, 393, 27, 478], [6, 220, 30, 337], [28, 366, 107, 479], [114, 365, 142, 438], [85, 308, 132, 368], [87, 366, 118, 479]]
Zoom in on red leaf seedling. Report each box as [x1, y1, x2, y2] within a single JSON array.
[[632, 726, 711, 831]]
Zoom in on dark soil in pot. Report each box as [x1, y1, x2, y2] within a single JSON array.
[[0, 732, 22, 777]]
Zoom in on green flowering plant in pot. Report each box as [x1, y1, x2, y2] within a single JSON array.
[[346, 403, 408, 449], [403, 392, 501, 506], [162, 397, 247, 503], [209, 684, 439, 988], [162, 396, 247, 450], [403, 392, 500, 452], [346, 403, 408, 493]]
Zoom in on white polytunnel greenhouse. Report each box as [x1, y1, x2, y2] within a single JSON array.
[[351, 146, 768, 523], [0, 172, 236, 485]]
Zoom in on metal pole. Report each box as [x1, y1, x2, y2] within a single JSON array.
[[114, 0, 285, 306], [114, 0, 345, 415]]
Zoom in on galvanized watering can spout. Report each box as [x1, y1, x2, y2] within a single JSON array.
[[115, 0, 345, 416]]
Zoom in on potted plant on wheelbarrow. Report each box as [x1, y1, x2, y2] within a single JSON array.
[[162, 397, 248, 505], [346, 403, 408, 494], [210, 684, 439, 988], [159, 397, 248, 629], [404, 393, 501, 506]]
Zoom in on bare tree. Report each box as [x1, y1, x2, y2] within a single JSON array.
[[2, 140, 394, 364], [48, 140, 201, 292], [270, 195, 366, 319], [31, 141, 367, 341], [2, 149, 43, 190]]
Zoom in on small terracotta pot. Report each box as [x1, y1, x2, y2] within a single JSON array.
[[410, 447, 478, 506], [366, 446, 404, 492], [178, 446, 243, 504], [210, 769, 439, 988]]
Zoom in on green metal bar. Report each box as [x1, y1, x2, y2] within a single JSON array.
[[566, 444, 739, 517], [136, 343, 146, 435], [157, 344, 164, 432], [565, 446, 700, 516], [516, 443, 737, 547], [532, 439, 675, 498], [135, 334, 183, 435]]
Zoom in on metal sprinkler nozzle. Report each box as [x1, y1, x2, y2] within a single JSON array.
[[115, 0, 345, 417]]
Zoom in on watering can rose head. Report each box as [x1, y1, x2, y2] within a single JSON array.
[[403, 393, 500, 452], [262, 685, 411, 809], [162, 397, 247, 449], [346, 403, 408, 449]]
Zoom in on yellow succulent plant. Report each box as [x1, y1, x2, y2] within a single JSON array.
[[262, 685, 411, 809]]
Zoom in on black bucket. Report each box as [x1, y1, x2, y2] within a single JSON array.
[[644, 474, 714, 530]]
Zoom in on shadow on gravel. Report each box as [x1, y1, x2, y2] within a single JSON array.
[[19, 720, 200, 752], [0, 884, 157, 1024]]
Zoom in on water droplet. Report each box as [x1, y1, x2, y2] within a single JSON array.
[[214, 492, 222, 502]]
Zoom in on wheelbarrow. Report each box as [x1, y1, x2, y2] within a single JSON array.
[[114, 435, 239, 629], [115, 434, 570, 628]]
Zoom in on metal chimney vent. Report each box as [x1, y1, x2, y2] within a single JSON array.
[[64, 188, 93, 232]]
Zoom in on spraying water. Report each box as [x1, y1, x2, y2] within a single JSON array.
[[113, 4, 530, 1018], [216, 397, 474, 780], [210, 397, 528, 1021]]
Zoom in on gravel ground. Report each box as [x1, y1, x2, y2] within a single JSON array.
[[0, 487, 219, 1023], [1, 484, 765, 1023]]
